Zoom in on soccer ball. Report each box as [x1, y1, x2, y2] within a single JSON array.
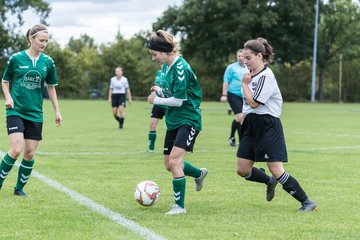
[[134, 180, 160, 206]]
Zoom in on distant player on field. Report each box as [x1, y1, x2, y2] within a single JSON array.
[[148, 65, 167, 152], [0, 24, 63, 196], [108, 66, 132, 129], [147, 30, 208, 215], [237, 37, 317, 212], [220, 49, 249, 147]]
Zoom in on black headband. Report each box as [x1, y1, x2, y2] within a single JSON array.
[[147, 40, 173, 53]]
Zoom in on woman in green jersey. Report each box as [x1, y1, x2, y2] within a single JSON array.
[[0, 24, 62, 196], [147, 30, 208, 215], [147, 65, 167, 152]]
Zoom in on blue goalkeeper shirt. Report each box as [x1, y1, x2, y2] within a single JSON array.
[[223, 62, 248, 97]]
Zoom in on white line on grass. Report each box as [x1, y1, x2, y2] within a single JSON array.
[[0, 150, 167, 240], [36, 145, 360, 156]]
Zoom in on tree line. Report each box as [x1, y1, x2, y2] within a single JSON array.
[[1, 0, 359, 102]]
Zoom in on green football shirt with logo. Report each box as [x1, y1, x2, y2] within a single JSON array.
[[159, 57, 202, 131], [2, 50, 59, 122], [154, 68, 168, 110]]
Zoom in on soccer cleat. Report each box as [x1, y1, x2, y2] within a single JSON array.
[[165, 204, 187, 215], [119, 124, 123, 129], [266, 176, 277, 201], [14, 188, 27, 196], [228, 137, 236, 147], [195, 168, 208, 191], [0, 184, 2, 190], [298, 198, 317, 212]]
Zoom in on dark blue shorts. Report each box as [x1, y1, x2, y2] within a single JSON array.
[[6, 115, 43, 140], [151, 105, 166, 119], [237, 113, 287, 162], [227, 92, 243, 114], [163, 125, 199, 155], [111, 93, 126, 108]]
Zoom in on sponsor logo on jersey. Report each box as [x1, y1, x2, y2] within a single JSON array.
[[21, 70, 42, 90], [19, 65, 29, 69]]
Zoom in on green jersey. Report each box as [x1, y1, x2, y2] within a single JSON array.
[[160, 57, 202, 131], [154, 69, 167, 110], [2, 50, 59, 122]]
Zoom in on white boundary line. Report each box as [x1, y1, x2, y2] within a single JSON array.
[[0, 150, 167, 240], [35, 145, 360, 156]]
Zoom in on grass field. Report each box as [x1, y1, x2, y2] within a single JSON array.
[[0, 100, 359, 240]]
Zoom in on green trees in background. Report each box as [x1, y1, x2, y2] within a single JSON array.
[[1, 0, 359, 102]]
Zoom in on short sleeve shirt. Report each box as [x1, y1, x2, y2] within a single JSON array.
[[109, 76, 129, 94], [242, 66, 283, 118], [159, 57, 202, 131], [2, 50, 58, 122], [223, 62, 249, 97]]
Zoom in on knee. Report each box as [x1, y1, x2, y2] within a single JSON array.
[[164, 162, 171, 172], [235, 113, 244, 123], [268, 166, 285, 179], [168, 158, 181, 170], [23, 148, 35, 160], [150, 122, 156, 131], [9, 147, 22, 159], [236, 165, 249, 177]]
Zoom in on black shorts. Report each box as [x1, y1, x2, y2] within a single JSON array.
[[151, 105, 166, 119], [6, 115, 43, 140], [111, 93, 126, 108], [163, 125, 200, 155], [237, 113, 287, 162], [227, 92, 243, 114]]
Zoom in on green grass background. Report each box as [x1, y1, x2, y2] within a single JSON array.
[[0, 100, 359, 240]]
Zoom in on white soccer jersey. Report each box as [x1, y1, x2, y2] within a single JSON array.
[[242, 66, 283, 118], [109, 76, 129, 94]]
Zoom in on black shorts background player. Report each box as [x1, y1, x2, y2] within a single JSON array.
[[220, 49, 248, 146], [108, 66, 132, 129]]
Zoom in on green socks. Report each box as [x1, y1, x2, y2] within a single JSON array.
[[173, 176, 186, 208], [0, 153, 17, 186], [148, 130, 156, 150], [183, 161, 201, 178], [16, 159, 35, 190]]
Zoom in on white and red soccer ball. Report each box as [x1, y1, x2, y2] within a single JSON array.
[[134, 180, 160, 206]]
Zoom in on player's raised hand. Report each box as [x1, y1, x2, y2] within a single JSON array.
[[242, 73, 252, 85]]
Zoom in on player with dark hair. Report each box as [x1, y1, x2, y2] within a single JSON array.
[[237, 37, 317, 212], [0, 24, 62, 196], [108, 66, 132, 129], [147, 29, 207, 215]]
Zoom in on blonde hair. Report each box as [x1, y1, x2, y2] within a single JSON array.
[[26, 24, 48, 44], [149, 30, 179, 53]]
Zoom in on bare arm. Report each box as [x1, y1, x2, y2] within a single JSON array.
[[242, 73, 260, 109], [127, 88, 132, 104], [108, 88, 112, 102], [220, 82, 229, 102], [47, 85, 63, 126], [2, 81, 14, 108]]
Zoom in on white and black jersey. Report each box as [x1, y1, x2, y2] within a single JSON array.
[[109, 76, 129, 94], [242, 66, 282, 118]]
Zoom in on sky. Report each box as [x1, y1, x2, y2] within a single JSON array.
[[19, 0, 183, 47]]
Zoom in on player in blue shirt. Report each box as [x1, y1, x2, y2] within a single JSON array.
[[220, 49, 248, 146]]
